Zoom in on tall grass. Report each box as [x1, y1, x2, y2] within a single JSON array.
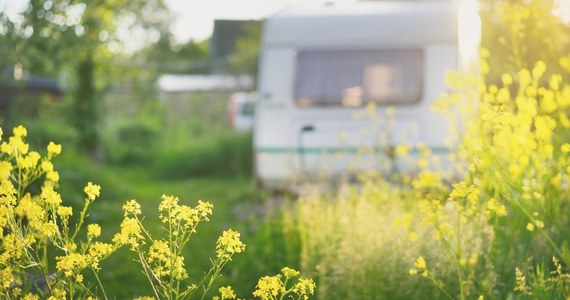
[[272, 30, 570, 300], [154, 130, 253, 178]]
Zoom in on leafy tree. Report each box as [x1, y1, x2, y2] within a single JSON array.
[[229, 21, 262, 83], [0, 0, 172, 155], [144, 33, 210, 74]]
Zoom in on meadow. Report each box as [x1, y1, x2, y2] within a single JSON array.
[[4, 53, 570, 299], [2, 1, 570, 299]]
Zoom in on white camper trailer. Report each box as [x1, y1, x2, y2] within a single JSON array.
[[254, 0, 480, 190]]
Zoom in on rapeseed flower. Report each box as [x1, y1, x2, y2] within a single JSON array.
[[253, 275, 284, 299], [47, 141, 62, 155], [282, 267, 300, 279], [216, 229, 245, 260], [84, 182, 101, 201], [218, 286, 237, 300], [87, 223, 102, 239], [56, 253, 89, 277], [123, 199, 142, 216], [113, 217, 144, 250], [293, 278, 316, 298]]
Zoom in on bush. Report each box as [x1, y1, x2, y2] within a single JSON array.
[[104, 120, 159, 164], [155, 131, 253, 178]]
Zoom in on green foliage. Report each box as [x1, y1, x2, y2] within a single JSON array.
[[145, 33, 211, 74], [155, 131, 253, 178], [104, 120, 160, 164], [0, 0, 173, 155], [229, 21, 262, 81], [0, 126, 314, 299]]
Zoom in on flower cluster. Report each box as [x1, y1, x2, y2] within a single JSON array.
[[216, 229, 246, 260], [147, 240, 187, 280], [0, 125, 315, 299], [252, 267, 316, 300], [409, 256, 428, 277]]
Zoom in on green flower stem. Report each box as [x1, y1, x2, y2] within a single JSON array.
[[200, 258, 229, 300], [91, 268, 109, 300], [507, 186, 563, 258], [72, 198, 92, 240], [426, 273, 455, 300], [138, 251, 162, 300]]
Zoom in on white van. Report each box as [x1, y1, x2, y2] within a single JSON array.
[[254, 0, 480, 190]]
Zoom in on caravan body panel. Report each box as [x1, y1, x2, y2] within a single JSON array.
[[254, 1, 478, 189]]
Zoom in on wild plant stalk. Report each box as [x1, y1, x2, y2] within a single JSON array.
[[0, 125, 315, 299]]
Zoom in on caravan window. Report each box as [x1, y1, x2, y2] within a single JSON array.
[[294, 49, 423, 107]]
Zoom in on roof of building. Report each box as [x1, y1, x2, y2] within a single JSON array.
[[157, 74, 254, 92]]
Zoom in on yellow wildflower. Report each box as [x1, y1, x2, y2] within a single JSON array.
[[87, 223, 102, 239], [216, 229, 246, 260], [13, 125, 27, 137], [57, 206, 73, 218], [414, 256, 427, 270], [123, 199, 142, 216], [147, 240, 187, 280], [485, 198, 507, 217], [196, 200, 213, 219], [113, 217, 144, 250], [395, 145, 409, 156], [56, 253, 89, 277], [41, 221, 58, 238], [281, 267, 300, 279], [293, 278, 316, 297], [47, 288, 66, 300], [0, 267, 14, 289], [532, 60, 547, 79], [88, 242, 114, 270], [22, 294, 39, 300], [219, 286, 237, 300], [46, 170, 59, 182], [41, 185, 62, 206], [159, 194, 179, 212], [17, 151, 40, 169], [0, 161, 12, 181], [84, 182, 101, 201], [253, 275, 285, 299], [41, 161, 53, 172], [502, 73, 513, 85], [47, 141, 62, 155]]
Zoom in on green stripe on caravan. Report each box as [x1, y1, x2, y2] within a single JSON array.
[[257, 147, 451, 155]]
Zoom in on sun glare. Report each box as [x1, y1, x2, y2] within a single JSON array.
[[458, 0, 481, 69]]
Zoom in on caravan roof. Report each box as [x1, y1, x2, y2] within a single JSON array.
[[263, 1, 459, 48]]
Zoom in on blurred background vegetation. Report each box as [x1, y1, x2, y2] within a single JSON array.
[[0, 0, 569, 298]]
